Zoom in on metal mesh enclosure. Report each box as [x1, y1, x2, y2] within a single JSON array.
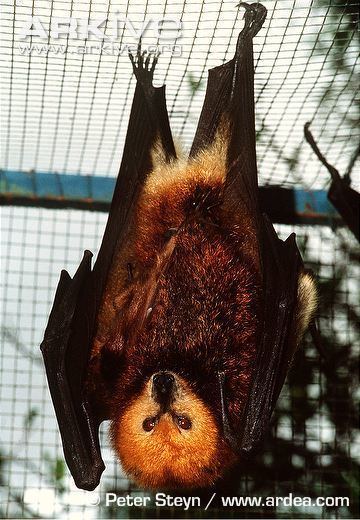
[[0, 0, 359, 518]]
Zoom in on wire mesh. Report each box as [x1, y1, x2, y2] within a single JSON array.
[[1, 0, 359, 187], [0, 0, 359, 518]]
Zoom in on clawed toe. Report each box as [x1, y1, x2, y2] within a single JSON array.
[[236, 2, 267, 37], [129, 40, 160, 80]]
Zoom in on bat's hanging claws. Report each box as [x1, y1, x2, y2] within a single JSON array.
[[237, 2, 253, 13], [145, 53, 151, 70], [151, 51, 160, 73], [129, 41, 159, 87], [236, 2, 267, 38]]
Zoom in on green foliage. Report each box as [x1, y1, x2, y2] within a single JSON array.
[[186, 71, 204, 95], [44, 453, 66, 495], [313, 0, 359, 171], [23, 408, 39, 434]]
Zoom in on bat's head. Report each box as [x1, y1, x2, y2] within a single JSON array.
[[111, 371, 236, 488]]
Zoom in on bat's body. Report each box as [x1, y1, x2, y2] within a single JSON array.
[[41, 4, 317, 491], [91, 138, 262, 487]]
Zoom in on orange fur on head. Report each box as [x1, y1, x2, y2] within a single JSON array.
[[111, 375, 236, 489]]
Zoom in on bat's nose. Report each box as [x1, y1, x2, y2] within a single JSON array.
[[152, 372, 176, 409], [153, 372, 175, 394]]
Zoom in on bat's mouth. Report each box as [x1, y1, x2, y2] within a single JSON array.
[[151, 371, 178, 412]]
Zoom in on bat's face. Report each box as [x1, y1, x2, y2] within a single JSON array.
[[111, 371, 235, 488]]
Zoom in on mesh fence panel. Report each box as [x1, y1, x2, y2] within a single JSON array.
[[0, 0, 359, 518], [1, 0, 359, 187]]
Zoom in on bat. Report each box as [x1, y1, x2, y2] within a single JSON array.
[[41, 3, 317, 491], [304, 122, 359, 242]]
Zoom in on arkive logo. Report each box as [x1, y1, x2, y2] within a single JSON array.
[[19, 16, 182, 41]]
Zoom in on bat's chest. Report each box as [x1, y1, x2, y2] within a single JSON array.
[[108, 221, 261, 408], [94, 177, 261, 365], [125, 220, 261, 361]]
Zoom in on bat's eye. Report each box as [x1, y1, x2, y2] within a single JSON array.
[[142, 417, 157, 432], [176, 415, 192, 430]]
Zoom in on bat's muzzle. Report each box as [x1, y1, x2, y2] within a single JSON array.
[[152, 372, 176, 411]]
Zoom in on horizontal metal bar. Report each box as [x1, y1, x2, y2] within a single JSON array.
[[0, 169, 114, 212], [0, 169, 341, 226]]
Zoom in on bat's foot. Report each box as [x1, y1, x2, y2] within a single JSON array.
[[237, 2, 267, 38], [231, 3, 266, 64], [129, 40, 160, 88]]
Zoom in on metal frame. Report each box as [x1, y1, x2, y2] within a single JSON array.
[[0, 169, 341, 226]]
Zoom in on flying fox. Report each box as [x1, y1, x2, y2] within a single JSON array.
[[41, 3, 317, 491]]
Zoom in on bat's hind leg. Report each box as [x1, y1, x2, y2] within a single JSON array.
[[128, 40, 177, 162]]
